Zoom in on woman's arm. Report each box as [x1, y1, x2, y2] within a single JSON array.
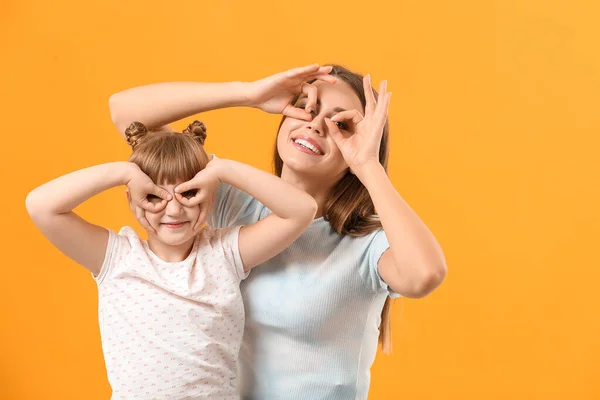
[[109, 82, 250, 137], [355, 163, 447, 298], [325, 76, 447, 298], [25, 162, 170, 275], [108, 64, 338, 139], [175, 159, 318, 271]]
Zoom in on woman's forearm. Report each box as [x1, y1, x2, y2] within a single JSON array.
[[109, 81, 251, 136], [26, 162, 136, 217], [356, 162, 447, 293]]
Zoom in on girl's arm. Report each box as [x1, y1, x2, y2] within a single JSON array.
[[25, 162, 170, 275], [108, 64, 338, 138], [175, 159, 318, 271]]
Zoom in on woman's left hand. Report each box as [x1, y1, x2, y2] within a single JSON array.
[[324, 75, 391, 175]]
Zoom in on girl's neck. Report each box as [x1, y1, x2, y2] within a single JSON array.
[[147, 235, 196, 263]]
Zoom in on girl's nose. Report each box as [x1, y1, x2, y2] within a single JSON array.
[[164, 197, 184, 216]]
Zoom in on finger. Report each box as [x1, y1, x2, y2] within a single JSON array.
[[139, 197, 168, 213], [374, 80, 388, 114], [363, 74, 377, 115], [301, 83, 318, 114], [315, 65, 333, 75], [374, 82, 390, 120], [174, 180, 195, 194], [135, 206, 156, 234], [308, 74, 338, 84], [375, 92, 392, 132], [300, 66, 334, 80], [324, 118, 346, 147], [285, 63, 320, 78], [330, 109, 364, 125], [282, 104, 312, 121], [150, 185, 172, 201], [194, 203, 211, 232], [175, 192, 206, 208]]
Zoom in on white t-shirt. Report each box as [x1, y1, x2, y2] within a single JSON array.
[[94, 225, 247, 400]]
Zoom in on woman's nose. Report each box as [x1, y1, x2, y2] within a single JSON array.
[[307, 115, 326, 136]]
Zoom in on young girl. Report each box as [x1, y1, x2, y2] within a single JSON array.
[[25, 121, 317, 399], [109, 64, 447, 399]]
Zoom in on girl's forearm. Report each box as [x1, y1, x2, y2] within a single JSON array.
[[214, 159, 317, 221], [26, 162, 137, 216], [109, 81, 251, 135]]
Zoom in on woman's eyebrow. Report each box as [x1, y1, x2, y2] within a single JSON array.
[[297, 96, 347, 112]]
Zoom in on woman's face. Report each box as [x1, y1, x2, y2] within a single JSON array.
[[277, 80, 364, 181]]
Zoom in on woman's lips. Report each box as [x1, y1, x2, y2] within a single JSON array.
[[292, 135, 324, 156]]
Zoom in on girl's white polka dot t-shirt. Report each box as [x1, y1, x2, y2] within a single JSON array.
[[94, 225, 247, 400]]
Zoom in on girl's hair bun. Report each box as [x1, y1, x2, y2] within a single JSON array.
[[124, 121, 149, 150], [183, 120, 207, 145]]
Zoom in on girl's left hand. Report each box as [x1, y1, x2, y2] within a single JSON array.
[[324, 75, 391, 175]]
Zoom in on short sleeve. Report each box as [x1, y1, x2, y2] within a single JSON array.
[[366, 229, 401, 299], [93, 228, 131, 285], [208, 181, 264, 229], [217, 226, 248, 281]]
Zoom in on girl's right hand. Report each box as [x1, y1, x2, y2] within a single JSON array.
[[126, 164, 172, 234], [245, 64, 338, 120]]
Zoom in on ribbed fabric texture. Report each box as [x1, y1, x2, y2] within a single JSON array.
[[209, 182, 400, 400]]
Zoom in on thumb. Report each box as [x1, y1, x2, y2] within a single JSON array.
[[174, 180, 194, 194]]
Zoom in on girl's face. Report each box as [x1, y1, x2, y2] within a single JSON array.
[[277, 80, 364, 181], [143, 183, 207, 246]]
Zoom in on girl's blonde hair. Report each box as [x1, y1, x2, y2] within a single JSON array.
[[125, 120, 211, 183], [273, 64, 395, 354]]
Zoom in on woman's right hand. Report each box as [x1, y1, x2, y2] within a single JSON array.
[[245, 64, 338, 120], [126, 164, 172, 234]]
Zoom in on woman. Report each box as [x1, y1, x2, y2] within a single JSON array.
[[109, 63, 447, 399]]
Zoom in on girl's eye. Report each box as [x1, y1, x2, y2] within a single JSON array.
[[181, 189, 198, 199], [146, 194, 161, 202]]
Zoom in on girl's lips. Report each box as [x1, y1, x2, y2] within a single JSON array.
[[162, 222, 188, 229]]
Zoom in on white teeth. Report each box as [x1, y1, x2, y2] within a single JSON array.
[[294, 139, 321, 154]]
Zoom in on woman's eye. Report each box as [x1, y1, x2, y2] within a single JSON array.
[[334, 121, 347, 130], [298, 103, 316, 115], [182, 189, 198, 199]]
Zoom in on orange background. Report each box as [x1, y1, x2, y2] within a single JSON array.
[[2, 0, 599, 399]]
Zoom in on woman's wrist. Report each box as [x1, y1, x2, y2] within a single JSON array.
[[223, 81, 254, 108], [353, 161, 386, 185]]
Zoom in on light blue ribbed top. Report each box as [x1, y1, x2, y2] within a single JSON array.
[[209, 182, 399, 400]]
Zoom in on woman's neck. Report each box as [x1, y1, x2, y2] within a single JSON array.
[[280, 167, 341, 219], [147, 235, 196, 262]]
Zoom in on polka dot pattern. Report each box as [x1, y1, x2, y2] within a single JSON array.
[[94, 226, 246, 399]]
